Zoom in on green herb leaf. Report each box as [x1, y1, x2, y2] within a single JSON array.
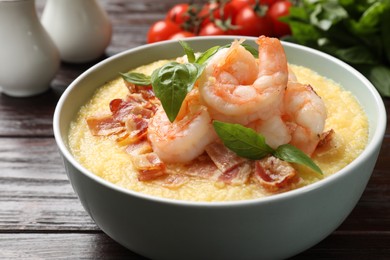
[[283, 6, 309, 21], [273, 144, 323, 175], [179, 40, 196, 63], [213, 121, 274, 160], [283, 0, 390, 97], [213, 121, 323, 174], [310, 1, 348, 31], [334, 45, 378, 65], [195, 45, 221, 65], [349, 1, 386, 35], [241, 43, 259, 57], [381, 4, 390, 64], [151, 62, 204, 122], [357, 64, 390, 97], [120, 72, 151, 86], [288, 21, 322, 46], [195, 43, 258, 65]]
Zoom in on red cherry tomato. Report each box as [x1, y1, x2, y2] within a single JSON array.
[[199, 2, 238, 26], [225, 0, 256, 23], [147, 20, 181, 43], [198, 2, 220, 28], [267, 0, 292, 37], [261, 0, 281, 6], [234, 6, 273, 36], [166, 3, 190, 25], [199, 22, 227, 36], [169, 31, 196, 40], [227, 0, 255, 11]]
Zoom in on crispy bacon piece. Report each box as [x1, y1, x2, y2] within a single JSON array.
[[87, 93, 157, 143], [109, 98, 125, 113], [183, 154, 221, 180], [110, 98, 135, 121], [110, 95, 155, 121], [138, 170, 166, 182], [86, 115, 125, 136], [160, 174, 189, 189], [115, 131, 135, 146], [125, 140, 152, 156], [132, 152, 167, 181], [124, 81, 155, 100], [133, 152, 165, 171], [87, 81, 166, 181], [218, 162, 252, 185], [116, 114, 149, 145], [124, 80, 137, 93], [315, 129, 335, 153], [131, 104, 155, 119], [126, 93, 150, 103], [112, 114, 152, 146], [253, 156, 300, 192], [205, 142, 247, 173], [204, 142, 251, 185]]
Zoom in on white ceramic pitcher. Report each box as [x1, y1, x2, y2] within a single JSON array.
[[41, 0, 112, 63], [0, 0, 60, 97]]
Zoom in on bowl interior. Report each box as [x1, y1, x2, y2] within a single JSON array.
[[54, 36, 386, 203]]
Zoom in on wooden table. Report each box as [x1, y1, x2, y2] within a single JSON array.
[[1, 0, 389, 259]]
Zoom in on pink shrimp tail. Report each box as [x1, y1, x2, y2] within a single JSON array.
[[256, 36, 288, 78]]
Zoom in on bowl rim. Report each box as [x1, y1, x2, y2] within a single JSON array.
[[53, 36, 387, 208]]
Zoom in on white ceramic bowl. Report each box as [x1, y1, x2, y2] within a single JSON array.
[[53, 36, 386, 260]]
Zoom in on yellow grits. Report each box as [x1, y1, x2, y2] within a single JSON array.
[[68, 61, 369, 202]]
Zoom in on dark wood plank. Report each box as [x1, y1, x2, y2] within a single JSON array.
[[0, 138, 97, 231], [0, 232, 389, 260], [0, 91, 58, 137], [293, 233, 390, 260], [0, 233, 145, 260], [0, 197, 97, 231], [0, 138, 65, 179]]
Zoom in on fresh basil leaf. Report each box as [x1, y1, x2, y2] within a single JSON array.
[[179, 40, 196, 63], [213, 121, 274, 160], [120, 72, 151, 86], [325, 25, 359, 46], [349, 1, 386, 35], [358, 65, 390, 97], [213, 121, 323, 174], [195, 43, 258, 65], [283, 0, 390, 98], [241, 43, 259, 57], [273, 144, 323, 175], [284, 6, 309, 21], [195, 45, 221, 65], [310, 1, 347, 31], [151, 62, 204, 122], [338, 0, 354, 9], [340, 0, 368, 14], [334, 45, 378, 65], [194, 44, 231, 65], [288, 21, 322, 45], [381, 5, 390, 64]]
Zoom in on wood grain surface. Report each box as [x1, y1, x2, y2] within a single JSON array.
[[0, 0, 389, 259]]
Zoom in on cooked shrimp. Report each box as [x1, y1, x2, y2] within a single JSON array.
[[198, 36, 288, 125], [283, 82, 327, 156], [247, 115, 291, 149], [147, 89, 216, 163], [288, 66, 298, 82]]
